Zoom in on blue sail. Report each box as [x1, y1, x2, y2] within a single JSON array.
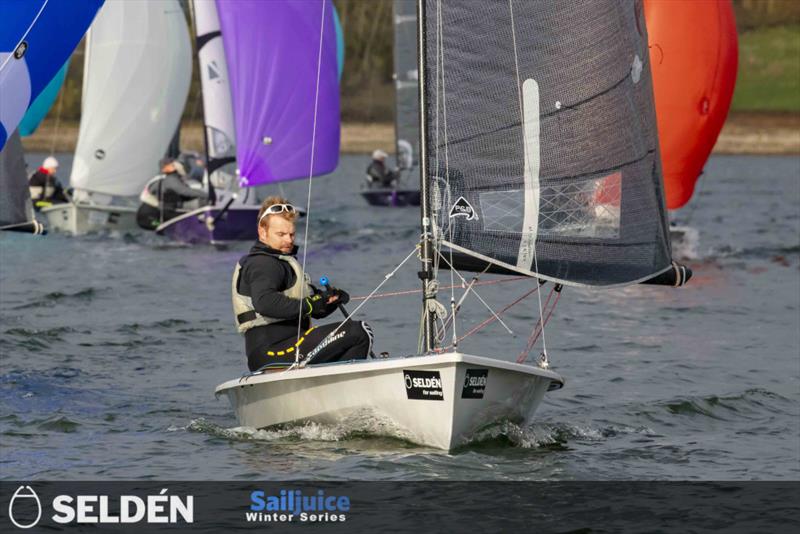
[[0, 0, 103, 150], [18, 59, 69, 137]]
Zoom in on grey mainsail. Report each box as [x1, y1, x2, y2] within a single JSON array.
[[0, 131, 43, 234], [394, 0, 420, 178], [422, 0, 673, 287]]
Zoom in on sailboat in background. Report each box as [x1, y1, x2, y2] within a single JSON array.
[[0, 0, 104, 151], [157, 0, 341, 245], [0, 131, 44, 235], [645, 0, 738, 258], [216, 1, 691, 450], [40, 0, 192, 235], [360, 0, 421, 207]]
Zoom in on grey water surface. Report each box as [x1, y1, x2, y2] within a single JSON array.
[[1, 154, 798, 480]]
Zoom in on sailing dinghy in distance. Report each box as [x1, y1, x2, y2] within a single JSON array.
[[216, 0, 691, 450], [157, 0, 340, 245], [360, 0, 421, 208], [40, 0, 192, 235]]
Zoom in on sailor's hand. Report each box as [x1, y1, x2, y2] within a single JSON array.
[[326, 294, 339, 305], [304, 294, 331, 318], [331, 288, 349, 305]]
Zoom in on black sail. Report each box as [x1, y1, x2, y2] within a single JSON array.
[[0, 131, 41, 234], [422, 0, 673, 287]]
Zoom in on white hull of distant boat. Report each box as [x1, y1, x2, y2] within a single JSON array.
[[40, 201, 138, 235], [215, 352, 563, 450]]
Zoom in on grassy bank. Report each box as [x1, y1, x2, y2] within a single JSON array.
[[732, 24, 800, 112]]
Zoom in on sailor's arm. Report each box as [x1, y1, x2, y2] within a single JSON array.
[[245, 259, 305, 319]]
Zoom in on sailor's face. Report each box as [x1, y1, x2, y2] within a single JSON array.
[[260, 216, 295, 253]]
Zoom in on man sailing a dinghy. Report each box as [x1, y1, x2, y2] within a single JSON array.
[[365, 149, 399, 188], [232, 196, 373, 371], [28, 156, 68, 210], [136, 157, 208, 230]]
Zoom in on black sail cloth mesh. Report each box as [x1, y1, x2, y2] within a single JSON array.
[[0, 130, 34, 228], [423, 0, 672, 287]]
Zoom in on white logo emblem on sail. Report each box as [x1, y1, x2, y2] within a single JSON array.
[[8, 485, 42, 529], [449, 196, 478, 221]]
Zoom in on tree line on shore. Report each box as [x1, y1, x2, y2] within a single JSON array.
[[40, 0, 800, 125]]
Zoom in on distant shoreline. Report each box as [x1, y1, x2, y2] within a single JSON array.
[[20, 112, 800, 156]]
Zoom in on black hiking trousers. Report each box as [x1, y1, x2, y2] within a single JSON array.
[[247, 320, 373, 372]]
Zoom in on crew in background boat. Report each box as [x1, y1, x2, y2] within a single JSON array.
[[233, 196, 374, 371], [28, 156, 67, 210], [365, 149, 399, 188], [136, 156, 208, 230]]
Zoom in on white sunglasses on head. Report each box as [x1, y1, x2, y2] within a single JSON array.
[[259, 203, 297, 223]]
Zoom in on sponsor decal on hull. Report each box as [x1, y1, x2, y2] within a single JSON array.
[[403, 370, 444, 400], [461, 368, 488, 399]]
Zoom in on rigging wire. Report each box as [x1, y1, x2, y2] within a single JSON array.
[[436, 253, 513, 336], [295, 245, 420, 368], [349, 275, 530, 301], [295, 0, 328, 362], [434, 282, 541, 351], [516, 286, 562, 363]]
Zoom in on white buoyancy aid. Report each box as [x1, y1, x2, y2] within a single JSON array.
[[139, 175, 166, 208], [28, 176, 56, 201], [231, 253, 314, 333]]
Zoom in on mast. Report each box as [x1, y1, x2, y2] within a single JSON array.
[[416, 0, 436, 353]]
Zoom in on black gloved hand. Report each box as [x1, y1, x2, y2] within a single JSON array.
[[331, 288, 350, 306], [304, 293, 334, 319]]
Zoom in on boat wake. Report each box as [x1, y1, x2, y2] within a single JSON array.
[[184, 416, 658, 452], [185, 412, 419, 446]]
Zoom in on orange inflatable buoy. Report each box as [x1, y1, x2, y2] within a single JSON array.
[[645, 0, 738, 210]]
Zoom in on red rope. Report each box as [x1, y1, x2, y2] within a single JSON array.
[[433, 284, 541, 351], [516, 288, 561, 363], [350, 276, 530, 301]]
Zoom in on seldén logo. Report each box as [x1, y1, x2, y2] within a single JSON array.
[[6, 486, 194, 528], [8, 486, 41, 529], [449, 196, 478, 221]]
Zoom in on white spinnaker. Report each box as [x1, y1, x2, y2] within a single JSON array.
[[194, 0, 235, 187], [70, 0, 191, 197]]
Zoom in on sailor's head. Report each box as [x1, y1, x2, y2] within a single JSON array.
[[371, 149, 388, 162], [159, 157, 186, 176], [42, 156, 59, 173], [257, 196, 298, 254]]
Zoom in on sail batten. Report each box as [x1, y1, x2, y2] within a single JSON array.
[[423, 0, 672, 287]]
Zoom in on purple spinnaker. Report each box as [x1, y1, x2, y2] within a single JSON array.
[[217, 0, 340, 187]]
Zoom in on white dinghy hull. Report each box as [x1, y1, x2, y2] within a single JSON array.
[[215, 352, 563, 450], [40, 202, 138, 235]]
